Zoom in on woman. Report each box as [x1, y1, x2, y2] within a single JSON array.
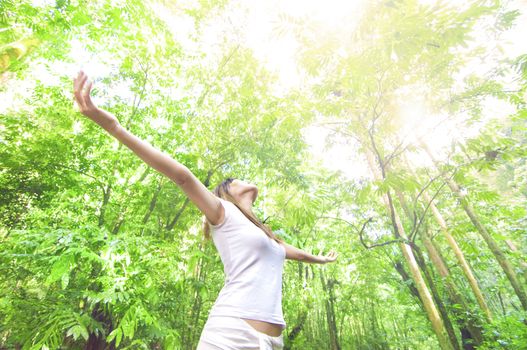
[[73, 71, 338, 349]]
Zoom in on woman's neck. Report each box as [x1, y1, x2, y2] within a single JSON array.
[[237, 197, 255, 215]]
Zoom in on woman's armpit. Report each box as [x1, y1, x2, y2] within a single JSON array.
[[209, 199, 230, 229]]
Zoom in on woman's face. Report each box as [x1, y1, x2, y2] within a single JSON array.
[[229, 179, 258, 204]]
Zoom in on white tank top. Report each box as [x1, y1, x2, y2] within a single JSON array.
[[208, 198, 286, 327]]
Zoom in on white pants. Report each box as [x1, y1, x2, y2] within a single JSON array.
[[196, 315, 284, 350]]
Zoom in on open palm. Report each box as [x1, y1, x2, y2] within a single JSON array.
[[73, 71, 119, 131], [320, 250, 338, 264]]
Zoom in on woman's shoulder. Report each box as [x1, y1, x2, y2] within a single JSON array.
[[217, 198, 234, 210]]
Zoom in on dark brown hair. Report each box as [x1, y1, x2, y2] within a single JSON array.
[[203, 178, 282, 244]]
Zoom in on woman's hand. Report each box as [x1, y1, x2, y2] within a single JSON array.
[[73, 71, 119, 132], [318, 250, 338, 264]]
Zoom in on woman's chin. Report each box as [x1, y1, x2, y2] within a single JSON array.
[[251, 188, 258, 203]]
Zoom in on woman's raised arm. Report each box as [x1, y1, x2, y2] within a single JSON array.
[[73, 71, 224, 225]]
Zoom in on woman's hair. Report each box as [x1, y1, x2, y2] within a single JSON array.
[[203, 178, 283, 244]]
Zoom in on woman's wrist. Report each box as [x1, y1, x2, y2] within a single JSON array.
[[90, 109, 120, 134], [101, 118, 120, 134], [304, 253, 327, 264]]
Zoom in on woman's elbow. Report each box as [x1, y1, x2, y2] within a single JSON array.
[[166, 164, 191, 185]]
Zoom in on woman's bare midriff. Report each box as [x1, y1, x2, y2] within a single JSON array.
[[241, 318, 284, 337]]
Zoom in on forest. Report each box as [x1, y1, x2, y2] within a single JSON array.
[[1, 0, 526, 349]]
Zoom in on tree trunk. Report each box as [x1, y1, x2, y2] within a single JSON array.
[[394, 260, 423, 305], [382, 200, 453, 350], [504, 239, 527, 283], [185, 243, 209, 349], [142, 180, 164, 226], [423, 143, 527, 311], [422, 233, 484, 348], [400, 160, 492, 322], [422, 190, 493, 322], [365, 151, 454, 350], [165, 197, 191, 231], [396, 190, 484, 348], [411, 244, 461, 350], [284, 310, 308, 350], [84, 303, 115, 350], [98, 183, 112, 227], [320, 270, 341, 350]]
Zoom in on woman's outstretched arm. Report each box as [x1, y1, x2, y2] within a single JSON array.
[[73, 71, 224, 225], [280, 242, 338, 264]]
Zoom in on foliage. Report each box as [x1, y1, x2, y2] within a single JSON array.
[[1, 0, 526, 349]]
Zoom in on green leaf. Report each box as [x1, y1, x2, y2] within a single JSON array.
[[107, 327, 123, 347], [66, 324, 89, 341], [46, 253, 74, 286]]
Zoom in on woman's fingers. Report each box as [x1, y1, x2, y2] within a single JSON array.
[[73, 71, 83, 94], [74, 71, 88, 110], [325, 250, 338, 262], [76, 71, 88, 93], [82, 80, 95, 109], [73, 72, 82, 104], [74, 71, 97, 113]]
